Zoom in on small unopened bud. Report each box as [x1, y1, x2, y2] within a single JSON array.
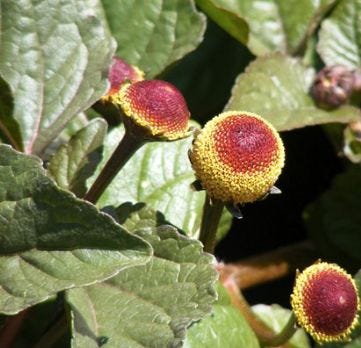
[[311, 65, 360, 109], [102, 57, 144, 102], [291, 262, 359, 343]]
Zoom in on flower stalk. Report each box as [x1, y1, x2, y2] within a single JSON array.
[[261, 312, 298, 347], [222, 274, 296, 348], [199, 194, 224, 254], [86, 78, 191, 204], [84, 129, 145, 204]]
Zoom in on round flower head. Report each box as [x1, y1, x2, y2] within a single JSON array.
[[291, 262, 359, 343], [102, 57, 144, 102], [189, 111, 285, 203], [114, 80, 190, 140]]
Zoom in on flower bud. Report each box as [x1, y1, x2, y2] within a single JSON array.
[[291, 262, 359, 343], [189, 111, 285, 204], [311, 65, 357, 109], [114, 80, 190, 140], [102, 57, 144, 102]]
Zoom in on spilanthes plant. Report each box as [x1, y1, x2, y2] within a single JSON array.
[[291, 262, 359, 343], [190, 111, 285, 252], [1, 1, 361, 347], [84, 79, 191, 203]]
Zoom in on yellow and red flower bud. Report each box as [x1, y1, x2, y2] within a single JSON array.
[[115, 80, 190, 140], [189, 111, 285, 204], [291, 262, 359, 343]]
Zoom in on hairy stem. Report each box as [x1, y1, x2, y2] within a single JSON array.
[[199, 194, 224, 254], [84, 130, 145, 204]]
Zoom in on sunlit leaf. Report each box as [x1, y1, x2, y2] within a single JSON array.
[[0, 145, 151, 314], [0, 0, 115, 154], [68, 226, 217, 347], [226, 54, 361, 131]]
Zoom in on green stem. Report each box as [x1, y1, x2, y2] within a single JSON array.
[[84, 130, 145, 204], [261, 312, 297, 347], [199, 194, 224, 254], [222, 277, 296, 348]]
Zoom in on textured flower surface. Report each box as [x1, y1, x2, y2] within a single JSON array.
[[115, 80, 190, 140], [102, 57, 144, 101], [189, 111, 285, 203], [291, 262, 359, 343]]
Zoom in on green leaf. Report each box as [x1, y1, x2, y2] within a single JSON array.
[[90, 125, 232, 240], [0, 145, 151, 314], [226, 54, 361, 131], [165, 21, 254, 124], [101, 0, 206, 78], [184, 283, 260, 348], [0, 0, 115, 155], [304, 165, 361, 268], [113, 202, 170, 232], [67, 225, 217, 348], [252, 304, 310, 348], [60, 113, 90, 142], [196, 0, 336, 56], [343, 125, 361, 163], [318, 0, 361, 68], [48, 118, 107, 197], [195, 0, 249, 45]]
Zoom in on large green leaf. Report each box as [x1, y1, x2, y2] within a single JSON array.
[[304, 165, 361, 268], [48, 118, 107, 197], [318, 0, 361, 68], [226, 54, 361, 131], [196, 0, 336, 56], [89, 125, 232, 240], [0, 0, 115, 155], [101, 0, 206, 78], [252, 304, 310, 348], [184, 283, 260, 348], [195, 0, 249, 45], [0, 145, 151, 314], [165, 21, 254, 124], [67, 225, 217, 348]]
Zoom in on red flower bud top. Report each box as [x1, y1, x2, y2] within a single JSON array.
[[189, 111, 285, 203], [291, 262, 359, 343], [114, 80, 190, 140], [102, 57, 144, 101]]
